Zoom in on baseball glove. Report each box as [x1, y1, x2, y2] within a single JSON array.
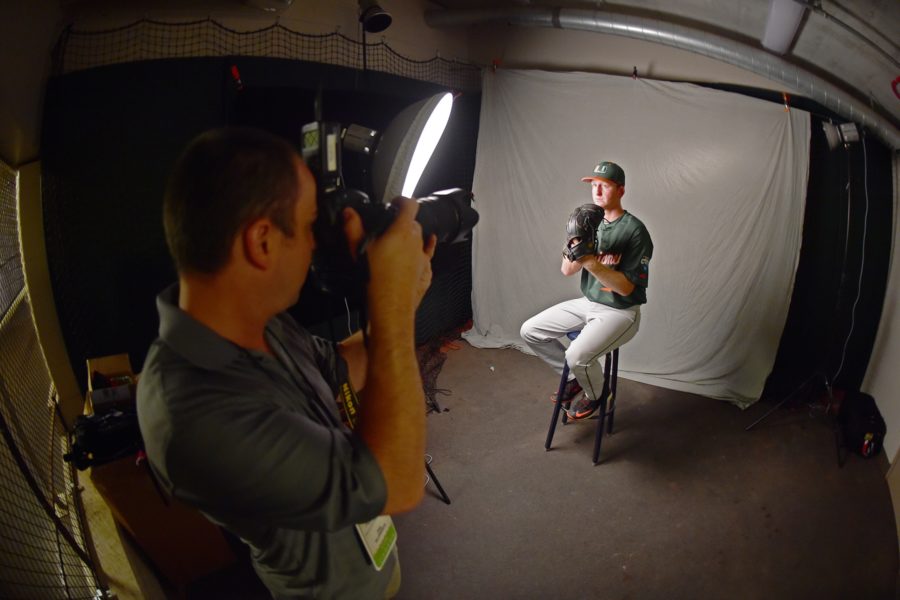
[[562, 203, 604, 262]]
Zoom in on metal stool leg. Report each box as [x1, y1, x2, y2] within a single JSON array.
[[545, 361, 571, 450], [607, 349, 619, 434], [592, 352, 613, 464]]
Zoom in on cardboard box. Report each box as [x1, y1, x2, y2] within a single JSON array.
[[90, 458, 236, 588], [85, 354, 136, 414], [84, 353, 236, 587]]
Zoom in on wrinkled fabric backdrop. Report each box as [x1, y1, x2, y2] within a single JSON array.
[[463, 69, 810, 408]]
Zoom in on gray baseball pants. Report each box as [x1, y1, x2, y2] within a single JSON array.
[[520, 297, 640, 401]]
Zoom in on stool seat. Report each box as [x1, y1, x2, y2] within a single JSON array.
[[544, 330, 619, 464]]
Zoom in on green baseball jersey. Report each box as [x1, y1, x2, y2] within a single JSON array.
[[580, 211, 653, 308]]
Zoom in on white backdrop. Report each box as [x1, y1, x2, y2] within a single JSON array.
[[463, 69, 810, 408]]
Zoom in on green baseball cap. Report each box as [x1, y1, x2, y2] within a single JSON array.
[[581, 161, 625, 186]]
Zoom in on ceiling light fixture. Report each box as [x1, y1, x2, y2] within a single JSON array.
[[359, 0, 392, 34]]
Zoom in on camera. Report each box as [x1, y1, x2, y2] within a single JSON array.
[[300, 112, 478, 302]]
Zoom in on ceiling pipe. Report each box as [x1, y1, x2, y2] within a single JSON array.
[[424, 7, 900, 150]]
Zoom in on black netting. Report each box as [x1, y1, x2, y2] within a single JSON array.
[[0, 166, 23, 322], [54, 18, 481, 93], [0, 435, 97, 599], [0, 164, 102, 598]]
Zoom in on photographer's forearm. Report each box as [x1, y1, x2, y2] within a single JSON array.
[[357, 307, 425, 515], [338, 330, 367, 390]]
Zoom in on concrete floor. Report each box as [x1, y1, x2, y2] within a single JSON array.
[[86, 342, 899, 599]]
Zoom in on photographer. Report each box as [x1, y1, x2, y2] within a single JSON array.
[[137, 127, 435, 598], [520, 161, 653, 420]]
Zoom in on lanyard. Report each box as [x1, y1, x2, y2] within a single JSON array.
[[253, 330, 343, 430]]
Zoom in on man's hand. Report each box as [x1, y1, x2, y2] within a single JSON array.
[[561, 235, 584, 276], [342, 201, 437, 314]]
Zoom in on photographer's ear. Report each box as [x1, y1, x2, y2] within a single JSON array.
[[243, 217, 275, 269]]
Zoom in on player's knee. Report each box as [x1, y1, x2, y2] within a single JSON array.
[[520, 319, 538, 342], [566, 344, 598, 368], [564, 345, 583, 367]]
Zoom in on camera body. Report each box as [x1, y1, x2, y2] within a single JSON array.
[[301, 119, 478, 301]]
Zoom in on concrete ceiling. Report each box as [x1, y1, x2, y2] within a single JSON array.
[[428, 0, 900, 133]]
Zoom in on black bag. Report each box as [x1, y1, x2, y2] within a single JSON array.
[[63, 410, 143, 470], [838, 392, 885, 460]]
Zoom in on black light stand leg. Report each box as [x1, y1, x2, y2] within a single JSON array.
[[425, 460, 451, 505], [744, 394, 796, 431], [427, 391, 443, 414], [745, 371, 827, 431]]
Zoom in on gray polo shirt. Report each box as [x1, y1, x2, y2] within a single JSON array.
[[137, 285, 395, 598]]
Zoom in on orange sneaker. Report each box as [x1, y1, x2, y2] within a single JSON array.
[[566, 393, 600, 420], [550, 379, 582, 404]]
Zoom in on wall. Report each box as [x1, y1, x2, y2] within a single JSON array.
[[1, 0, 79, 420], [18, 161, 82, 428], [0, 0, 64, 166]]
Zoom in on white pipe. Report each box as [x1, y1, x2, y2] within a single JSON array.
[[425, 7, 900, 150], [762, 0, 807, 55]]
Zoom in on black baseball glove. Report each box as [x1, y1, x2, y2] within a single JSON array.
[[562, 203, 604, 262]]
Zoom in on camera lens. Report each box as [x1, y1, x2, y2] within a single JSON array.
[[411, 189, 478, 244]]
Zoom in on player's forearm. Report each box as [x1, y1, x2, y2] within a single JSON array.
[[583, 262, 635, 296], [561, 256, 582, 276]]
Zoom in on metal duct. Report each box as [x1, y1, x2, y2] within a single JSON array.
[[425, 7, 900, 150]]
